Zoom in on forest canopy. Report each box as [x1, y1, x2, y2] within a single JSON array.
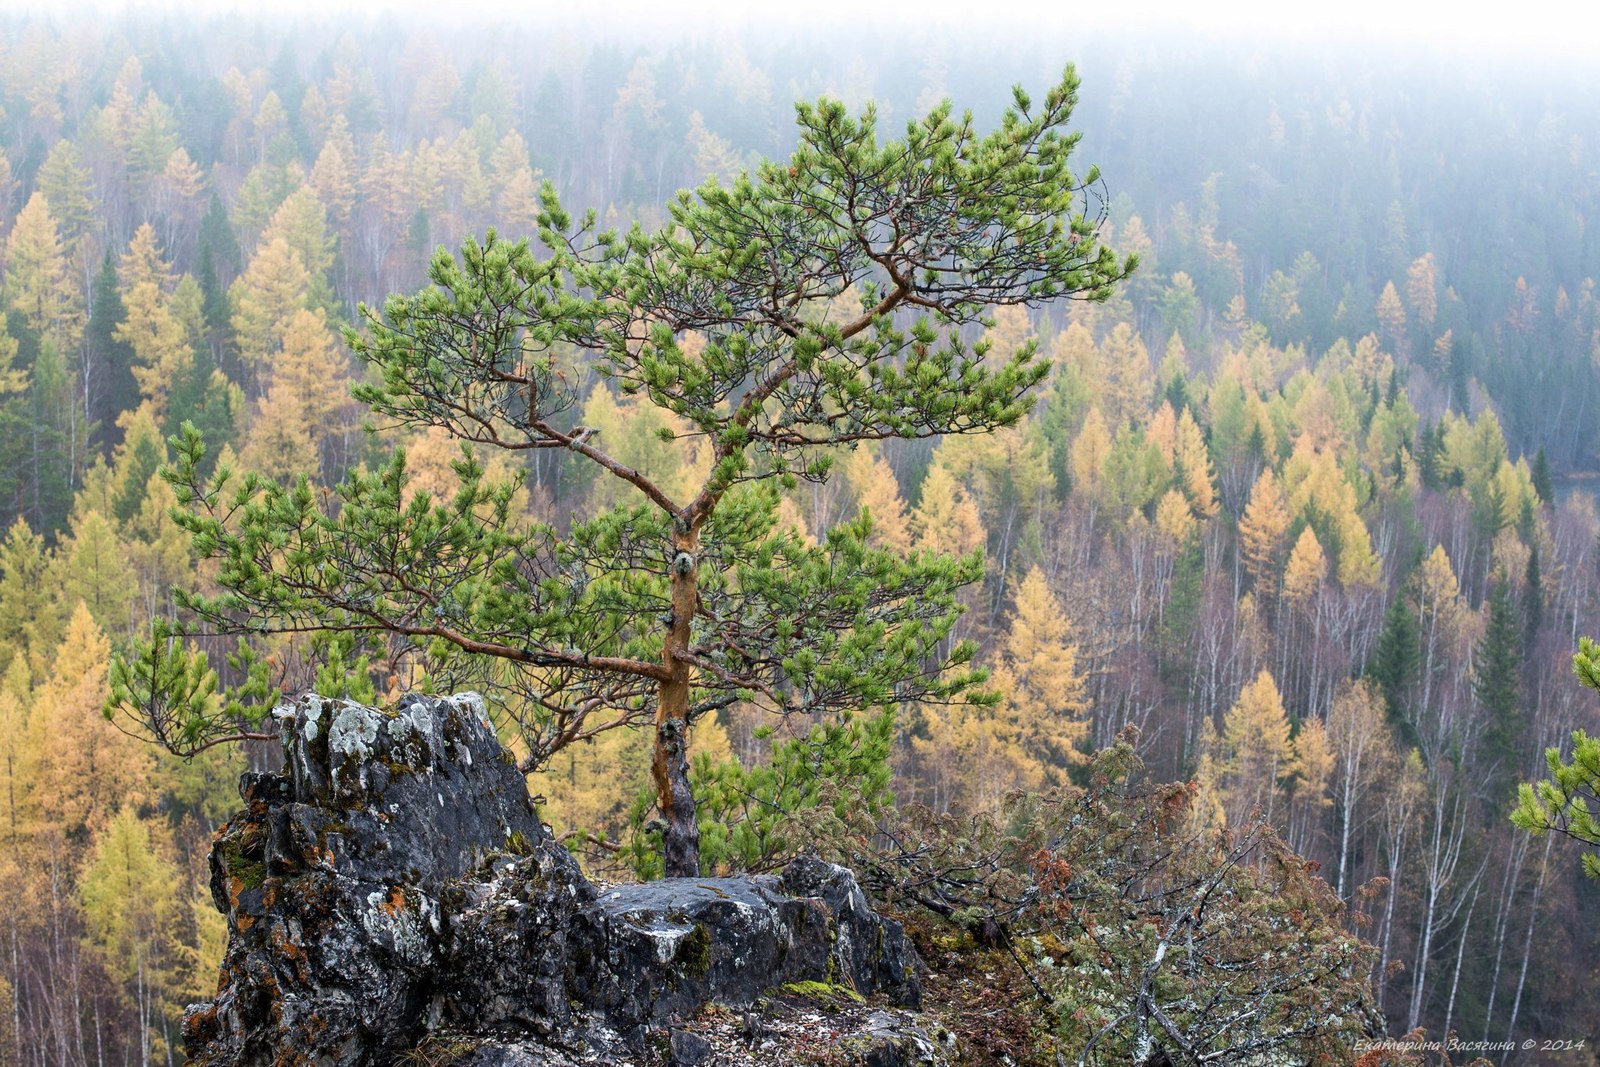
[[0, 10, 1596, 1065]]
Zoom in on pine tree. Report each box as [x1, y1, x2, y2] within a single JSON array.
[[197, 194, 243, 299], [117, 73, 1132, 877]]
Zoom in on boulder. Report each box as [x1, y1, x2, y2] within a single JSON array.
[[184, 693, 934, 1067]]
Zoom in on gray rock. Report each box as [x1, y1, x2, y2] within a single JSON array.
[[668, 1029, 714, 1066], [183, 692, 927, 1067]]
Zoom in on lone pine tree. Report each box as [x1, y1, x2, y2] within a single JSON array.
[[110, 69, 1131, 876]]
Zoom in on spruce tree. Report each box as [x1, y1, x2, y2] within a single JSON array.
[[86, 253, 139, 455], [1530, 445, 1553, 505], [1371, 590, 1420, 734], [113, 72, 1133, 876], [1474, 569, 1524, 813]]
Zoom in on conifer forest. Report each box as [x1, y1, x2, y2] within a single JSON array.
[[1, 6, 1599, 1065]]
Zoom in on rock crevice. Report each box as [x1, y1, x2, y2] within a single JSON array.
[[186, 694, 931, 1066]]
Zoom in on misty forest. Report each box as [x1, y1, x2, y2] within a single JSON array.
[[0, 7, 1599, 1067]]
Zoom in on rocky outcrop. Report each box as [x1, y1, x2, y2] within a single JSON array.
[[185, 693, 933, 1066]]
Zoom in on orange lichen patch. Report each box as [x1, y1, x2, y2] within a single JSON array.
[[268, 923, 311, 982], [379, 886, 406, 917]]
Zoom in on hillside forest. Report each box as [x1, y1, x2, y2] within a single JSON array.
[[0, 11, 1598, 1066]]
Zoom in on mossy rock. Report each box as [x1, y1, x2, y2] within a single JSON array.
[[778, 979, 865, 1010]]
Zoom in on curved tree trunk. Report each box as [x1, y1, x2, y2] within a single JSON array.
[[655, 522, 702, 877]]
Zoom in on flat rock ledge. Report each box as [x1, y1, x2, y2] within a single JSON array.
[[184, 693, 937, 1067]]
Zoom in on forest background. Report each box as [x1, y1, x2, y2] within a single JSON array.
[[0, 7, 1598, 1065]]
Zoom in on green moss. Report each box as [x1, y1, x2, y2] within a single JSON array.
[[233, 859, 266, 891], [676, 922, 712, 979], [505, 829, 533, 856], [220, 837, 267, 891], [778, 980, 865, 1009]]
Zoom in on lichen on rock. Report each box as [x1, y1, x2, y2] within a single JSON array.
[[185, 692, 938, 1067]]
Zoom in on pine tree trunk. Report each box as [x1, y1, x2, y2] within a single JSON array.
[[655, 524, 701, 877]]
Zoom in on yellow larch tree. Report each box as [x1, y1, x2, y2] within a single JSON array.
[[1406, 253, 1438, 332], [118, 222, 176, 295], [229, 236, 311, 382], [988, 565, 1092, 771], [1282, 437, 1381, 587], [260, 187, 336, 309], [398, 425, 531, 517], [22, 603, 154, 838], [843, 448, 913, 553], [1049, 320, 1098, 392], [1376, 280, 1407, 355], [917, 567, 1090, 812], [1286, 715, 1333, 855], [240, 307, 351, 483], [1097, 321, 1153, 431], [1239, 468, 1290, 599], [114, 224, 190, 423], [1282, 526, 1328, 608], [5, 192, 83, 353], [1147, 400, 1178, 460], [309, 116, 358, 225], [1173, 406, 1218, 517], [61, 509, 136, 638], [686, 112, 744, 184], [907, 464, 985, 561], [126, 472, 194, 618], [0, 671, 26, 842], [1154, 487, 1197, 548], [0, 518, 66, 684], [1069, 406, 1113, 500], [1216, 669, 1294, 828]]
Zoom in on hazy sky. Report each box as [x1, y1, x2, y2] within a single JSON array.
[[7, 0, 1600, 62]]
